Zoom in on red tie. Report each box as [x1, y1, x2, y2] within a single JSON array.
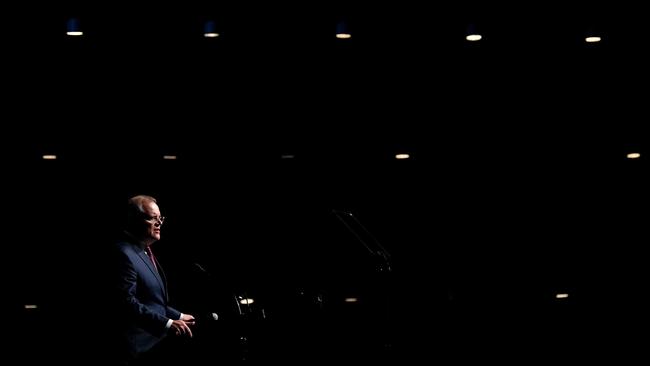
[[145, 246, 158, 272]]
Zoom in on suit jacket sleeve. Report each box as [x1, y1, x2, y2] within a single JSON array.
[[166, 306, 181, 321]]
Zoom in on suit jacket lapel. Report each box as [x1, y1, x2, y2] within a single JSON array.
[[138, 250, 166, 295]]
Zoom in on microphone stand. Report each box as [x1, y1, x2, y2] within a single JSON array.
[[332, 210, 393, 359], [234, 292, 255, 362], [193, 263, 250, 363]]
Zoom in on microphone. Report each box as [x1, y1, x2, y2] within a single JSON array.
[[193, 312, 219, 325], [192, 263, 219, 322]]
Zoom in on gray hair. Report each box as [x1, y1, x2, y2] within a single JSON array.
[[125, 195, 158, 228]]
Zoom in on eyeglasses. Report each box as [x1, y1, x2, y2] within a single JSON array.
[[144, 215, 166, 225]]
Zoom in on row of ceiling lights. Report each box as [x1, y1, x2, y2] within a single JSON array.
[[40, 154, 411, 160], [64, 18, 603, 43], [23, 292, 573, 311], [39, 152, 643, 160]]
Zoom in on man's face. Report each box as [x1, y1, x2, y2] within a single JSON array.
[[139, 201, 163, 244]]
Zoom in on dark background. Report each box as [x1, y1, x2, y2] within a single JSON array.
[[3, 1, 649, 363]]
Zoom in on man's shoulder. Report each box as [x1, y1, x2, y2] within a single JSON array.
[[114, 239, 139, 254]]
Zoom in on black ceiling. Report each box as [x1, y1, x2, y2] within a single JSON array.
[[4, 2, 648, 142], [2, 2, 646, 175]]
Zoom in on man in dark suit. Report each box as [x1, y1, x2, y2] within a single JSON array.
[[110, 194, 195, 365]]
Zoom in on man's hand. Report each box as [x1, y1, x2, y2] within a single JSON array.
[[180, 313, 196, 325], [170, 318, 194, 337]]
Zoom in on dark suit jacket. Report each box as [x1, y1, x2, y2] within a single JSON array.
[[112, 238, 181, 360]]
